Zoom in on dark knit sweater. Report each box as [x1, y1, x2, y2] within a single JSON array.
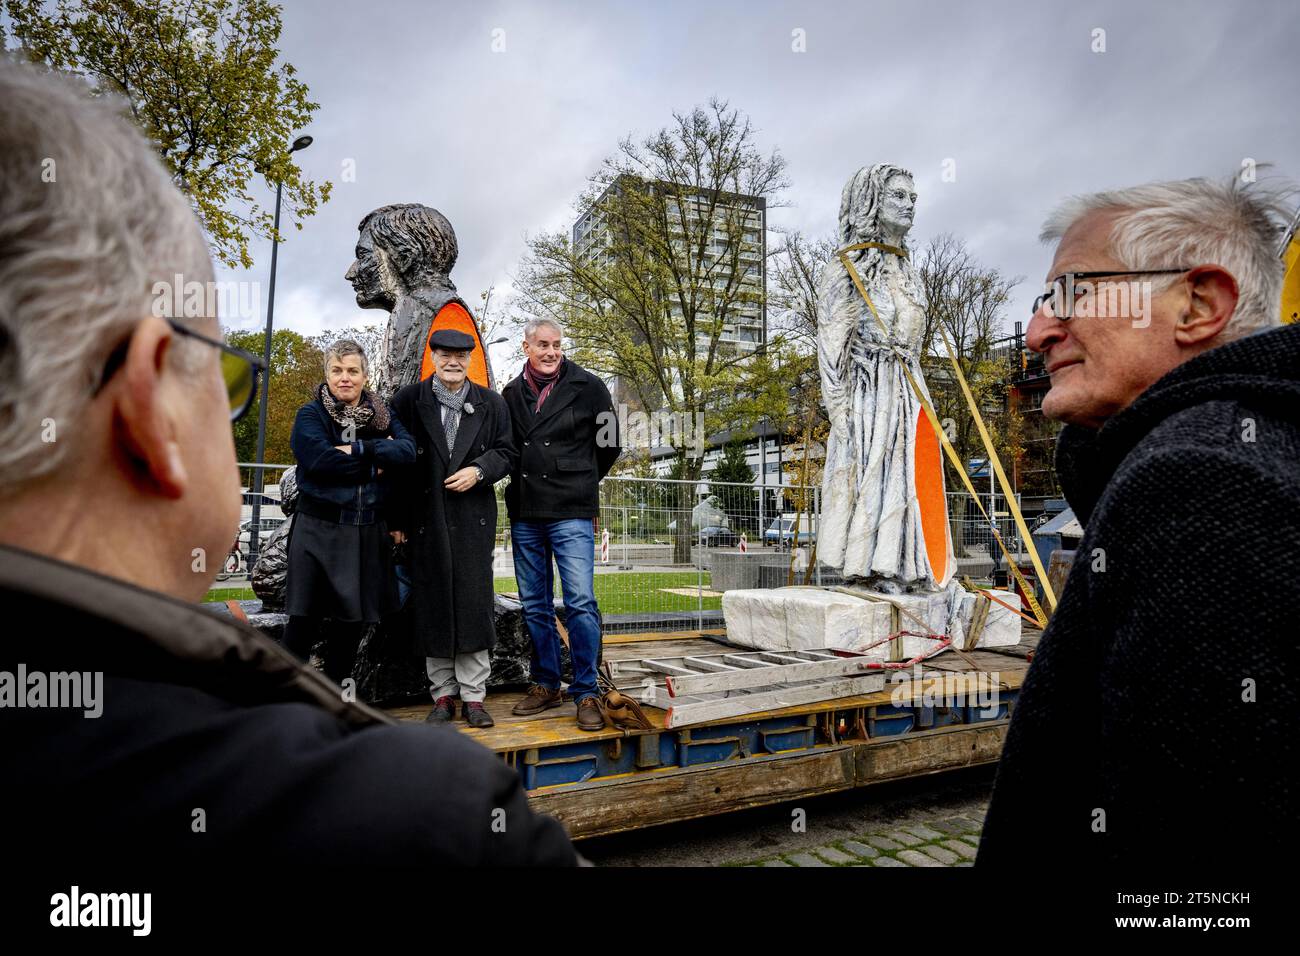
[[977, 323, 1300, 868]]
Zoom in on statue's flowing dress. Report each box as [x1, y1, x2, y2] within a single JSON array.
[[817, 254, 955, 590]]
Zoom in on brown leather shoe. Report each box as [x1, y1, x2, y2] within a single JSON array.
[[576, 696, 606, 732], [511, 684, 564, 716], [462, 700, 495, 728]]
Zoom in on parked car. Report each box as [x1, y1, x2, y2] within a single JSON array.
[[763, 514, 815, 549], [697, 525, 738, 547], [664, 520, 738, 548]]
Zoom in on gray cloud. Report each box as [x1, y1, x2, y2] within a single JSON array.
[[219, 0, 1299, 370]]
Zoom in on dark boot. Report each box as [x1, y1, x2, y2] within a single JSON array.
[[462, 701, 495, 728], [425, 695, 456, 723]]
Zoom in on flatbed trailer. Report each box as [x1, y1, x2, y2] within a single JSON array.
[[387, 626, 1039, 840]]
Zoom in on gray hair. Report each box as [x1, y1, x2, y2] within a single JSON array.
[[0, 61, 213, 493], [323, 339, 368, 377], [524, 318, 563, 342], [1040, 175, 1294, 340]]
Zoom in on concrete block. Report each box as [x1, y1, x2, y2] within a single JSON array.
[[958, 588, 1023, 649], [721, 587, 892, 653], [721, 584, 1019, 661]]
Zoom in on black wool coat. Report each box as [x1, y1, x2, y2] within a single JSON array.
[[0, 544, 576, 866], [501, 359, 621, 521], [290, 391, 415, 510], [388, 379, 517, 658], [977, 324, 1300, 869]]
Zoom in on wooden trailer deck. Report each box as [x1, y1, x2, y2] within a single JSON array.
[[388, 627, 1040, 840]]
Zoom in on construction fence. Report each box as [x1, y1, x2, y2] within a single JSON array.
[[223, 465, 1023, 628]]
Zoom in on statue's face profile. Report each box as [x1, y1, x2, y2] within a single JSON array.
[[878, 172, 917, 236], [344, 225, 396, 310]]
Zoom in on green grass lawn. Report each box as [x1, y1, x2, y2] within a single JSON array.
[[206, 571, 720, 615], [494, 570, 719, 614], [205, 586, 254, 603]]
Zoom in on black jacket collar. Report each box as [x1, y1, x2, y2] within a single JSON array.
[[505, 360, 586, 435], [1056, 324, 1300, 523], [0, 543, 390, 727]]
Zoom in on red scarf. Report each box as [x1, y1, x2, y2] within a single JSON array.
[[522, 357, 564, 412]]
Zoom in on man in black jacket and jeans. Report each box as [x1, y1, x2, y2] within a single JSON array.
[[0, 62, 576, 870], [503, 319, 621, 731], [978, 176, 1299, 869]]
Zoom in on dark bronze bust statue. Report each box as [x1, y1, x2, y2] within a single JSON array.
[[345, 203, 493, 396]]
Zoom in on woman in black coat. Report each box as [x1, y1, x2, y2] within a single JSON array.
[[388, 331, 517, 727], [284, 339, 415, 683]]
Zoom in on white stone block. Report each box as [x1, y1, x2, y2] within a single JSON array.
[[721, 588, 893, 655], [722, 585, 1024, 662], [955, 588, 1023, 649], [970, 589, 1023, 648], [847, 589, 955, 660]]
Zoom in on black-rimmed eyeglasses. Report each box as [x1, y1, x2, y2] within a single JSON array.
[[1032, 269, 1190, 320], [96, 319, 266, 422]]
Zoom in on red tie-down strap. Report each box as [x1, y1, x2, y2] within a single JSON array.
[[857, 630, 953, 669]]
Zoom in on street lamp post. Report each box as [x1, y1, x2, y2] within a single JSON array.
[[248, 134, 313, 571]]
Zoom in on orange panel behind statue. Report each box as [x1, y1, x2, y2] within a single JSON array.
[[419, 302, 490, 387]]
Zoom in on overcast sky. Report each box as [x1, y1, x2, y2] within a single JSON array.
[[218, 0, 1300, 380]]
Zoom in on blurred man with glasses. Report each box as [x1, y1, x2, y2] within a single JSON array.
[[0, 62, 576, 868], [979, 176, 1299, 869]]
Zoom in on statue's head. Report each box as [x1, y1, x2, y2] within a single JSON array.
[[838, 164, 916, 246], [345, 203, 459, 310]]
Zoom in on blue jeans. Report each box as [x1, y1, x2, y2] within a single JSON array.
[[511, 519, 602, 702]]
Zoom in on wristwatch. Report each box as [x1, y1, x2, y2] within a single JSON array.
[[473, 465, 485, 483]]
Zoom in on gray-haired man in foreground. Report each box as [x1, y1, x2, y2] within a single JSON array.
[[0, 61, 575, 866], [978, 176, 1298, 868]]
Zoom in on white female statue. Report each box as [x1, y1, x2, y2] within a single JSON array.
[[817, 164, 956, 592]]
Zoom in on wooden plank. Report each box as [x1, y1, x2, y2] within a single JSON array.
[[531, 747, 859, 839], [605, 638, 726, 661], [964, 594, 991, 650], [664, 653, 879, 697], [601, 628, 727, 646], [856, 723, 1008, 781], [664, 673, 887, 728], [382, 663, 1028, 752], [530, 723, 1009, 840]]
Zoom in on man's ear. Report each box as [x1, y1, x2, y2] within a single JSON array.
[[381, 244, 416, 286], [113, 316, 188, 498], [1174, 265, 1239, 347]]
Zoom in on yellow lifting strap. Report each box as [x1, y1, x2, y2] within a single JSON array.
[[1279, 206, 1300, 325], [836, 242, 1056, 627]]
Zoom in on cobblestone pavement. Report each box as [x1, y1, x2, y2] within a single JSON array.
[[579, 764, 993, 867], [738, 813, 982, 867]]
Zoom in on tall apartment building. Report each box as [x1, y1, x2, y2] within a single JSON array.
[[572, 177, 767, 412]]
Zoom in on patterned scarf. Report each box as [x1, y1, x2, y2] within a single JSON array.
[[319, 382, 389, 432], [430, 376, 470, 450], [522, 356, 564, 413]]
